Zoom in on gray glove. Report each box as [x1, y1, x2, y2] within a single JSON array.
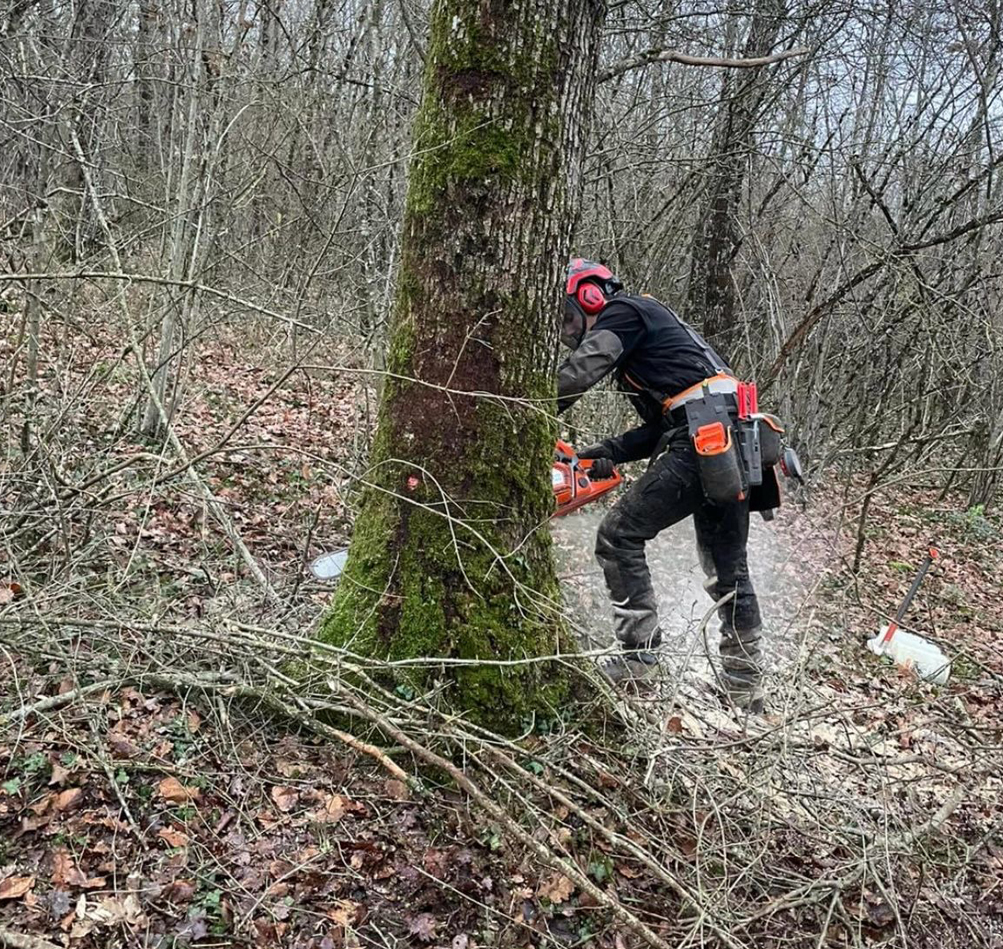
[[577, 442, 612, 460], [588, 457, 616, 480]]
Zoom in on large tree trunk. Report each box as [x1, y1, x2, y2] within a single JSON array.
[[320, 0, 605, 730]]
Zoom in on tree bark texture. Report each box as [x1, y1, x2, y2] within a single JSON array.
[[320, 0, 605, 729]]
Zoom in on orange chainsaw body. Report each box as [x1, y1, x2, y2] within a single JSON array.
[[552, 440, 622, 517]]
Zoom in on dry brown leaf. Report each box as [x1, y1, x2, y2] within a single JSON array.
[[348, 798, 367, 816], [55, 787, 82, 811], [161, 880, 195, 904], [158, 776, 200, 804], [266, 881, 291, 898], [328, 899, 359, 927], [20, 813, 50, 833], [29, 794, 53, 815], [151, 740, 173, 759], [384, 778, 410, 801], [312, 793, 346, 823], [70, 918, 95, 940], [109, 735, 139, 757], [868, 902, 896, 927], [408, 913, 438, 942], [90, 893, 146, 927], [617, 864, 641, 879], [52, 848, 104, 889], [0, 875, 35, 900], [158, 827, 189, 848], [52, 850, 79, 887], [49, 761, 71, 786], [552, 827, 573, 848], [254, 919, 284, 942], [270, 785, 299, 813], [538, 873, 575, 904], [666, 715, 684, 734], [186, 709, 201, 733]]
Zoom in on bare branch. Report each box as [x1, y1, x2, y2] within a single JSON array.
[[598, 45, 809, 83]]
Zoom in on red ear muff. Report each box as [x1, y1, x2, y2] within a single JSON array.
[[577, 283, 606, 315]]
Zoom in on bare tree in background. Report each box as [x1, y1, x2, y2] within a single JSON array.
[[139, 0, 226, 437], [686, 0, 791, 359]]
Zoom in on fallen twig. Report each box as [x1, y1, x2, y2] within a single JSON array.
[[327, 724, 410, 783], [0, 680, 113, 726], [0, 927, 62, 949], [330, 683, 704, 949]]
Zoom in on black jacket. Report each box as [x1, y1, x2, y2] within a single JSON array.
[[557, 294, 729, 463]]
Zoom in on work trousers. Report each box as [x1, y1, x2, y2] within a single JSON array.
[[594, 428, 764, 694]]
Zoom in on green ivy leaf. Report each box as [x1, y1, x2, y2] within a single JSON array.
[[22, 752, 48, 774], [588, 856, 613, 884]]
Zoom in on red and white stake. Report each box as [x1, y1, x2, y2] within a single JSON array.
[[878, 547, 938, 648], [867, 546, 951, 685]]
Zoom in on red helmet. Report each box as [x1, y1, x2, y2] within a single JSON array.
[[562, 258, 623, 349], [567, 258, 622, 312]]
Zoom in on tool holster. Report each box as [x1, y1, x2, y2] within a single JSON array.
[[666, 378, 794, 511]]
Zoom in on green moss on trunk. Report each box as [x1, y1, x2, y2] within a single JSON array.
[[319, 0, 606, 733]]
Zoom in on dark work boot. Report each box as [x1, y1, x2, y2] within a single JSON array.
[[719, 624, 766, 714], [598, 649, 660, 685], [598, 624, 663, 686]]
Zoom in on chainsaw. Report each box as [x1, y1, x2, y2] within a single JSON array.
[[552, 440, 622, 517]]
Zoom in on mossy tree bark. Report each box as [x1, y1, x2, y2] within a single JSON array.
[[320, 0, 605, 731]]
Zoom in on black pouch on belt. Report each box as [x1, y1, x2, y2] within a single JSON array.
[[685, 392, 746, 503], [748, 414, 786, 517], [736, 412, 786, 486], [756, 413, 785, 467]]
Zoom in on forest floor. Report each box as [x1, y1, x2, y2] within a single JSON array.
[[2, 310, 1002, 948]]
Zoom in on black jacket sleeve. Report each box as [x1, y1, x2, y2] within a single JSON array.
[[556, 301, 646, 414], [605, 422, 664, 464]]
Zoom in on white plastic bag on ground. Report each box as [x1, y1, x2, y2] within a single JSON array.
[[867, 626, 950, 685]]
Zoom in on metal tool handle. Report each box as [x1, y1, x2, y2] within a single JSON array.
[[881, 547, 939, 645]]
